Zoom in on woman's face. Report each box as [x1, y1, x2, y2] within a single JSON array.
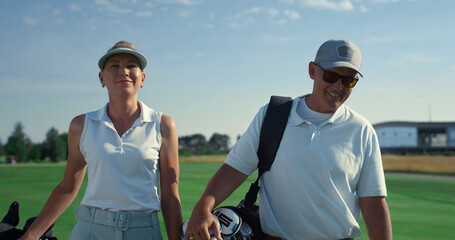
[[99, 53, 145, 97]]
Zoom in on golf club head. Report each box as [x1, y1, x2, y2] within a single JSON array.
[[212, 207, 242, 237]]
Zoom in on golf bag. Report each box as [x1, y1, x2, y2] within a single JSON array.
[[214, 96, 293, 240], [0, 201, 57, 240]]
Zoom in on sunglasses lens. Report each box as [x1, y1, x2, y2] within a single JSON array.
[[342, 78, 358, 88], [319, 65, 359, 88], [322, 71, 340, 83]]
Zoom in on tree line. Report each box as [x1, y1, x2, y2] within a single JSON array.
[[0, 122, 231, 163]]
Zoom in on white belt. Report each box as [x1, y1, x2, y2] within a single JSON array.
[[74, 205, 159, 231]]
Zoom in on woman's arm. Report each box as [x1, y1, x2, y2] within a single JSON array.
[[19, 115, 88, 240], [159, 114, 183, 240]]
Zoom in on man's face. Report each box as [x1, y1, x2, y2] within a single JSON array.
[[307, 62, 358, 113]]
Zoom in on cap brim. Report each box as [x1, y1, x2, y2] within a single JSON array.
[[319, 61, 363, 77], [98, 48, 147, 70]]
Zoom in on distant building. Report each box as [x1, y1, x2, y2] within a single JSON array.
[[373, 121, 455, 154], [6, 155, 18, 164]]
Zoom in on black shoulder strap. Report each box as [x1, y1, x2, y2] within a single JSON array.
[[243, 95, 293, 207], [257, 96, 293, 177]]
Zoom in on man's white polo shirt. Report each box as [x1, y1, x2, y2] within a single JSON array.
[[225, 96, 387, 239]]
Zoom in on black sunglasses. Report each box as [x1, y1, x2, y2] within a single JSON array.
[[316, 65, 359, 88]]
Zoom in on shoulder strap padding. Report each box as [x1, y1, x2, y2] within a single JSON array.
[[257, 95, 293, 176], [243, 95, 293, 207]]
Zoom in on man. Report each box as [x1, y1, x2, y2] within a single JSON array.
[[184, 39, 392, 240]]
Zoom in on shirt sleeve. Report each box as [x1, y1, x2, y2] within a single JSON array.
[[224, 104, 268, 176], [356, 126, 388, 197]]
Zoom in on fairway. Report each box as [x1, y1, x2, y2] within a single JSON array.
[[1, 162, 455, 239]]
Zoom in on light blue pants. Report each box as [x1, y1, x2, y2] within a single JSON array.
[[69, 206, 163, 240]]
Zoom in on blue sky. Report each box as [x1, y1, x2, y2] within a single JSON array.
[[1, 0, 454, 145]]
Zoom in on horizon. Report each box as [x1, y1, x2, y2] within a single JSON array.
[[2, 114, 454, 145], [1, 0, 454, 144]]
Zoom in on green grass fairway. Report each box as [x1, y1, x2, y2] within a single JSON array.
[[1, 162, 455, 239], [382, 173, 455, 240]]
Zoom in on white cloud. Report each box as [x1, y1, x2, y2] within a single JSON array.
[[1, 78, 98, 93], [365, 36, 397, 43], [22, 16, 40, 26], [268, 8, 280, 17], [359, 5, 368, 12], [186, 23, 213, 29], [245, 7, 279, 17], [137, 11, 153, 17], [284, 10, 300, 19], [403, 54, 438, 63], [372, 0, 400, 3], [69, 3, 82, 11], [178, 0, 202, 5], [179, 10, 193, 18], [157, 0, 202, 5], [246, 7, 261, 14], [95, 0, 110, 5], [202, 24, 215, 28], [270, 19, 287, 25], [193, 52, 209, 57], [229, 16, 256, 28], [301, 0, 354, 12], [229, 6, 299, 28], [95, 0, 132, 14], [168, 53, 187, 59], [264, 35, 292, 44], [89, 20, 97, 30], [119, 0, 138, 3], [107, 5, 132, 14]]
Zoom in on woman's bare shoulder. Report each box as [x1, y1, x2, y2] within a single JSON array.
[[160, 114, 176, 138], [69, 114, 86, 134]]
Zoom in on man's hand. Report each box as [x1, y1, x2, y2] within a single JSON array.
[[183, 209, 221, 240]]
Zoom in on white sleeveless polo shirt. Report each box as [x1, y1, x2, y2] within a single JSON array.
[[79, 101, 162, 211]]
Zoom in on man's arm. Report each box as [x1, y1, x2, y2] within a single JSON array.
[[184, 164, 248, 240], [359, 196, 392, 240]]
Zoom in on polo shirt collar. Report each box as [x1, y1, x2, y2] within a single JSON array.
[[288, 95, 346, 126], [86, 100, 156, 124], [139, 101, 156, 122]]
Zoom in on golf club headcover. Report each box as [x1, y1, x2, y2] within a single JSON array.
[[23, 217, 55, 238], [0, 226, 24, 240], [1, 202, 19, 227]]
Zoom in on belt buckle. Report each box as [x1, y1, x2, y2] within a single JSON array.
[[115, 211, 130, 231]]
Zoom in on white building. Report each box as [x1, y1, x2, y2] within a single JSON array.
[[373, 121, 455, 154]]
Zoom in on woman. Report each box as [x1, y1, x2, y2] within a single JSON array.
[[19, 41, 182, 240]]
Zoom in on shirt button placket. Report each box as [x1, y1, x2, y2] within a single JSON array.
[[120, 142, 124, 154], [310, 125, 321, 148]]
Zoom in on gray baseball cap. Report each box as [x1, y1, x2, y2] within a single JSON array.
[[98, 47, 147, 70], [314, 39, 363, 77]]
